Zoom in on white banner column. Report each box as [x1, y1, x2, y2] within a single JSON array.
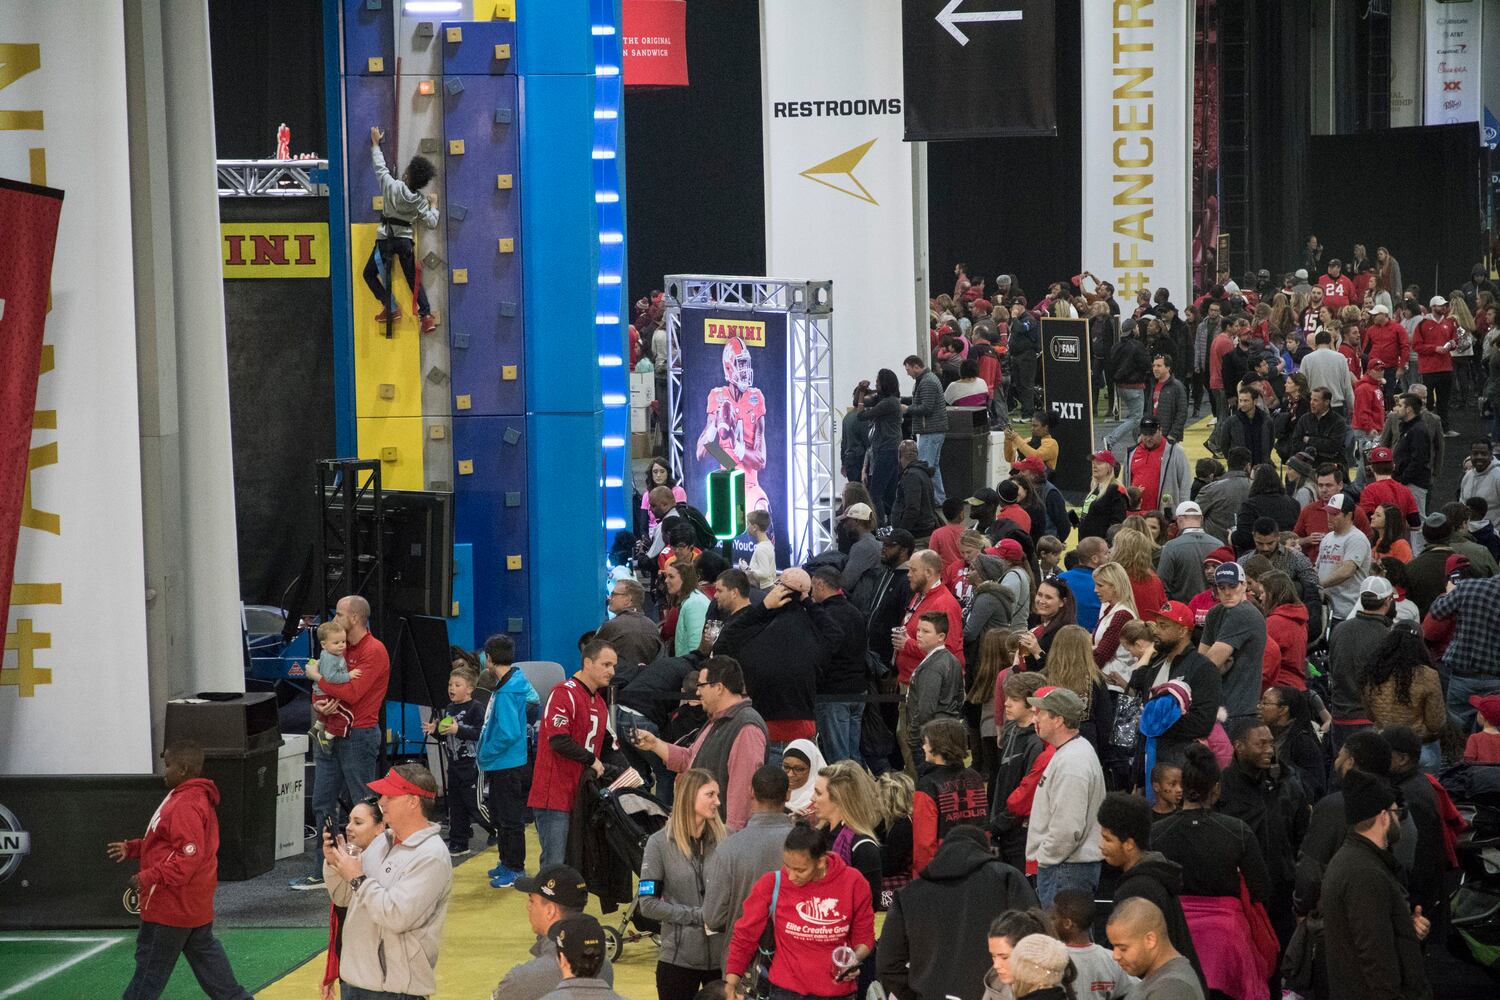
[[760, 0, 923, 408], [1080, 1, 1195, 312]]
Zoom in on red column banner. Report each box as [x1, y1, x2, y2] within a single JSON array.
[[622, 0, 688, 87], [0, 179, 65, 642]]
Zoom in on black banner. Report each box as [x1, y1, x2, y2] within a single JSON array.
[[901, 0, 1057, 140], [1040, 317, 1094, 495]]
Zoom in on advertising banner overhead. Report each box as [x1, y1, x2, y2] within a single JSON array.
[[1080, 1, 1194, 315], [761, 0, 920, 409], [901, 0, 1057, 140], [0, 1, 154, 775], [1424, 0, 1483, 127]]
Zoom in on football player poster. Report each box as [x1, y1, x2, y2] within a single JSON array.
[[677, 308, 790, 570]]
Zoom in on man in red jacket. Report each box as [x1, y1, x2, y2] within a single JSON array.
[[891, 550, 963, 774], [1361, 305, 1407, 407], [1414, 295, 1459, 432], [293, 594, 390, 889], [109, 741, 252, 1000], [1319, 259, 1356, 311]]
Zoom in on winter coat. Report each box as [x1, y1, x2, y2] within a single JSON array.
[[1145, 377, 1189, 442], [327, 822, 453, 997], [965, 579, 1017, 663], [478, 666, 540, 772], [1196, 470, 1251, 544], [1322, 835, 1432, 1000], [1209, 408, 1273, 466], [1231, 490, 1302, 553], [908, 370, 950, 435], [714, 601, 829, 722], [1079, 481, 1130, 540], [892, 460, 942, 534], [1289, 408, 1350, 468], [639, 828, 726, 971], [1263, 603, 1309, 690], [1217, 759, 1310, 900], [1109, 336, 1152, 385], [1122, 441, 1192, 514], [878, 835, 1039, 1000], [811, 593, 870, 695], [1157, 529, 1225, 601], [1352, 374, 1385, 434], [124, 778, 222, 928], [1113, 854, 1207, 994]]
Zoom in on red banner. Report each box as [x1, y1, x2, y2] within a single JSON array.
[[622, 0, 688, 87], [0, 179, 64, 639]]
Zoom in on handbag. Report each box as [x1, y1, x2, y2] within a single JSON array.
[[1111, 691, 1143, 752], [1281, 911, 1325, 995], [743, 871, 781, 1000]]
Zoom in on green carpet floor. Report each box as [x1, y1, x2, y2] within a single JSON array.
[[0, 927, 324, 999]]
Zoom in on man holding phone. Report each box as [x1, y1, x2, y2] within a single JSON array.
[[633, 656, 768, 830]]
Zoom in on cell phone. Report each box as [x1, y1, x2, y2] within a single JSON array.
[[323, 815, 338, 843], [621, 717, 638, 743]]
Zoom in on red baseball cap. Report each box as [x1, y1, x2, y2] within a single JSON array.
[[1147, 601, 1195, 629], [1470, 694, 1500, 727], [995, 538, 1025, 562], [1090, 450, 1119, 468], [369, 768, 436, 799], [1013, 456, 1047, 475], [1368, 446, 1393, 463]]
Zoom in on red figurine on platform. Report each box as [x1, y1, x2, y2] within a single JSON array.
[[275, 123, 290, 160]]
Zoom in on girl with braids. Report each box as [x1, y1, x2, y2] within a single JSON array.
[[1151, 744, 1272, 1000], [1361, 627, 1444, 773]]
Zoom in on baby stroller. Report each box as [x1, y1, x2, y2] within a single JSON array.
[[593, 785, 669, 962], [1444, 763, 1500, 977]]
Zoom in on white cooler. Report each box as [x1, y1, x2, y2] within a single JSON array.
[[275, 734, 309, 860]]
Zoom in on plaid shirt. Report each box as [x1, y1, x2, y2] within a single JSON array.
[[1429, 577, 1500, 679]]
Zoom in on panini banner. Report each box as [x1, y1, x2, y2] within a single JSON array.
[[901, 0, 1057, 140], [622, 0, 688, 88], [0, 2, 154, 775], [761, 0, 920, 408], [1080, 1, 1194, 315]]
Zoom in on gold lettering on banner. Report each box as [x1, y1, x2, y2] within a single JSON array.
[[0, 42, 43, 131], [1108, 1, 1157, 296]]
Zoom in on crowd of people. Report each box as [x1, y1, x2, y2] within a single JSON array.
[[108, 251, 1500, 1000]]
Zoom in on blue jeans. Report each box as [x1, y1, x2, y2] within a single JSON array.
[[342, 986, 423, 1000], [1447, 673, 1500, 734], [1035, 861, 1101, 908], [1105, 388, 1144, 462], [917, 433, 946, 503], [311, 724, 381, 875], [124, 921, 252, 1000], [534, 807, 570, 869], [816, 700, 863, 764]]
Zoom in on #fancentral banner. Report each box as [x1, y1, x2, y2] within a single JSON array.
[[1080, 1, 1194, 315], [761, 0, 920, 410], [901, 0, 1057, 140], [0, 2, 154, 775], [678, 308, 791, 570], [1423, 0, 1482, 127]]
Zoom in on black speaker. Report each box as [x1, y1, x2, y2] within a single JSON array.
[[164, 692, 282, 881]]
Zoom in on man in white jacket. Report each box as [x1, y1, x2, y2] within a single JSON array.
[[324, 764, 454, 999], [1025, 687, 1106, 907]]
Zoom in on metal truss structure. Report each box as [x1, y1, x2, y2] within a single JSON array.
[[663, 276, 836, 565], [216, 159, 329, 197]]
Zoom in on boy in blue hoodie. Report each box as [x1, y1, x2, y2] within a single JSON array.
[[476, 634, 538, 887]]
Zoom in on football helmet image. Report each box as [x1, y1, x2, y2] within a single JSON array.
[[722, 336, 755, 392]]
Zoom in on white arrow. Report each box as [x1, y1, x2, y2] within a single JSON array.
[[936, 0, 1023, 46]]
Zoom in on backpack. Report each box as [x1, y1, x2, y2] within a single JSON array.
[[672, 502, 717, 549]]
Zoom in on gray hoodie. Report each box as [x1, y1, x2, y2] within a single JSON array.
[[639, 827, 726, 971], [325, 822, 452, 997], [538, 978, 627, 1000], [372, 145, 439, 239], [493, 932, 616, 1000]]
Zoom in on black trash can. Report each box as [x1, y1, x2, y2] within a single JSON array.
[[939, 406, 991, 503], [164, 692, 281, 881]]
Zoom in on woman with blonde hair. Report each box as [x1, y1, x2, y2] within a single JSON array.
[[1007, 933, 1078, 1000], [812, 761, 884, 903], [1090, 561, 1139, 685], [639, 768, 726, 1000], [1043, 625, 1112, 751], [874, 771, 914, 909], [1110, 526, 1168, 616]]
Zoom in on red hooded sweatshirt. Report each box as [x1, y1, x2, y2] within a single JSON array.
[[1352, 373, 1385, 433], [1361, 319, 1408, 371], [124, 777, 221, 927], [726, 854, 876, 997], [1262, 604, 1309, 691]]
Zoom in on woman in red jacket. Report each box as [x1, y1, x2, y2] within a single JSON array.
[[724, 825, 877, 999], [1258, 571, 1308, 691]]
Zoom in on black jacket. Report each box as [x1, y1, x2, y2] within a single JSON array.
[[1231, 489, 1302, 552], [990, 721, 1044, 864], [1392, 765, 1445, 915], [1109, 335, 1151, 384], [877, 835, 1038, 1000], [1128, 647, 1221, 746], [1290, 408, 1350, 467], [1221, 345, 1254, 398], [618, 651, 701, 729], [1393, 417, 1433, 491], [1114, 853, 1207, 994], [1078, 481, 1129, 541], [892, 460, 941, 534], [809, 594, 869, 695], [1216, 759, 1311, 899], [1211, 408, 1274, 467], [1274, 719, 1328, 801], [712, 600, 828, 722], [1322, 834, 1431, 1000], [866, 564, 911, 669]]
